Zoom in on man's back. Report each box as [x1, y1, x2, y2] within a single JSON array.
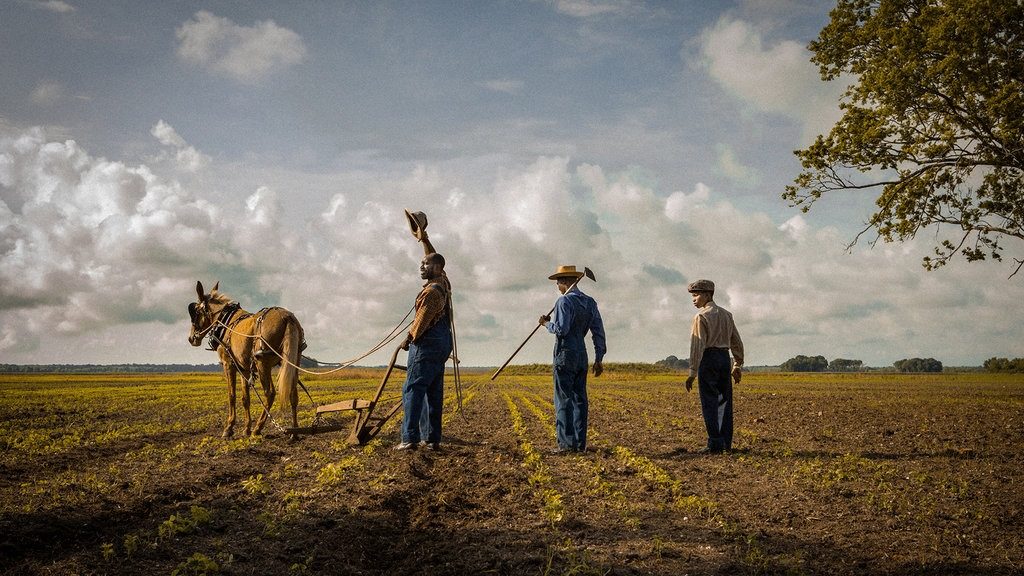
[[695, 302, 738, 347], [549, 288, 606, 358]]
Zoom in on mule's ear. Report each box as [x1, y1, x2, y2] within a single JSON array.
[[196, 281, 205, 300], [211, 281, 220, 293]]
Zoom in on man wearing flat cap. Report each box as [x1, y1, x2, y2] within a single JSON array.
[[539, 265, 606, 453], [684, 279, 744, 454]]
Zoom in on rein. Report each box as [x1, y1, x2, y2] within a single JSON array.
[[208, 304, 416, 376]]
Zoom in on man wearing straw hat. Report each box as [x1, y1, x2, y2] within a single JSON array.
[[539, 265, 606, 454], [684, 279, 744, 454]]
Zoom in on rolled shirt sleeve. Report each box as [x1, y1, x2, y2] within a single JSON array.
[[409, 283, 448, 342]]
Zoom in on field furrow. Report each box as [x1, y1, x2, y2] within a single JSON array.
[[1, 371, 1022, 575]]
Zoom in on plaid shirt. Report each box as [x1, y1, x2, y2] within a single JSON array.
[[409, 273, 450, 342]]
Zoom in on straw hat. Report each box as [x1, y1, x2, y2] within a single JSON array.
[[548, 265, 585, 280]]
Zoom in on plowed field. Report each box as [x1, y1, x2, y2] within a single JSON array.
[[1, 370, 1022, 575]]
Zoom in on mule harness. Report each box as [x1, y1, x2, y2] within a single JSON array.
[[205, 302, 246, 351]]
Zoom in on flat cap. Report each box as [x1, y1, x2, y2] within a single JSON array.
[[687, 279, 715, 293]]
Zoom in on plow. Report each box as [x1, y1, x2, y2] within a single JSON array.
[[284, 343, 411, 446]]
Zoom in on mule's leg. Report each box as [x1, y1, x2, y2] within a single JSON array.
[[253, 360, 276, 435], [242, 371, 253, 436], [222, 365, 237, 438], [289, 376, 300, 430]]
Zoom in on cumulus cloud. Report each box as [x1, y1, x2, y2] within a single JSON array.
[[2, 124, 1021, 366], [151, 120, 186, 148], [150, 120, 210, 172], [175, 10, 307, 84], [0, 126, 227, 351], [664, 183, 710, 222], [695, 15, 846, 142]]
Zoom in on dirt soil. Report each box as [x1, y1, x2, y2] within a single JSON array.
[[1, 371, 1022, 575]]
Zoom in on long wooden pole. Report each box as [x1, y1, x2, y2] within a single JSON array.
[[490, 268, 593, 381]]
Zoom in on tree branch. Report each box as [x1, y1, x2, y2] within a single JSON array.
[[1010, 258, 1024, 279]]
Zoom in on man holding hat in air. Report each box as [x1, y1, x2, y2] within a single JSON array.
[[539, 265, 606, 454], [395, 210, 453, 451], [684, 279, 744, 454]]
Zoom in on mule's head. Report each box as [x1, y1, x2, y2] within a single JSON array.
[[188, 280, 220, 347]]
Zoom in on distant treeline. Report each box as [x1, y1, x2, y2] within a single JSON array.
[[0, 358, 999, 375], [893, 358, 943, 373], [501, 362, 683, 375], [778, 355, 954, 373], [654, 355, 690, 370], [0, 363, 222, 373], [1, 356, 350, 374], [984, 357, 1024, 373]]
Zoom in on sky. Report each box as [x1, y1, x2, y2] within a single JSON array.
[[1, 0, 1020, 368]]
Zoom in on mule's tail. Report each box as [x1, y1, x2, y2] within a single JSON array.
[[276, 316, 302, 415]]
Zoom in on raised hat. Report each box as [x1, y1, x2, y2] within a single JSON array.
[[548, 265, 585, 281], [687, 279, 715, 293], [403, 209, 428, 236]]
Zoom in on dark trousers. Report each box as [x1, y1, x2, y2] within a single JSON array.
[[553, 349, 588, 451], [401, 322, 451, 444], [697, 348, 733, 451]]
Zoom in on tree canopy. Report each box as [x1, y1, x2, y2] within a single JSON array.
[[983, 357, 1024, 373], [894, 357, 943, 372], [780, 355, 829, 372], [785, 0, 1024, 277], [655, 355, 690, 370], [828, 358, 865, 372]]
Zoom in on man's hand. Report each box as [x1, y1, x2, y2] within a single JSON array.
[[732, 366, 742, 383], [539, 314, 550, 326], [685, 375, 695, 392], [401, 334, 413, 351], [593, 361, 603, 377]]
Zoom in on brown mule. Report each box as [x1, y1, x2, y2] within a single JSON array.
[[188, 281, 304, 438]]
